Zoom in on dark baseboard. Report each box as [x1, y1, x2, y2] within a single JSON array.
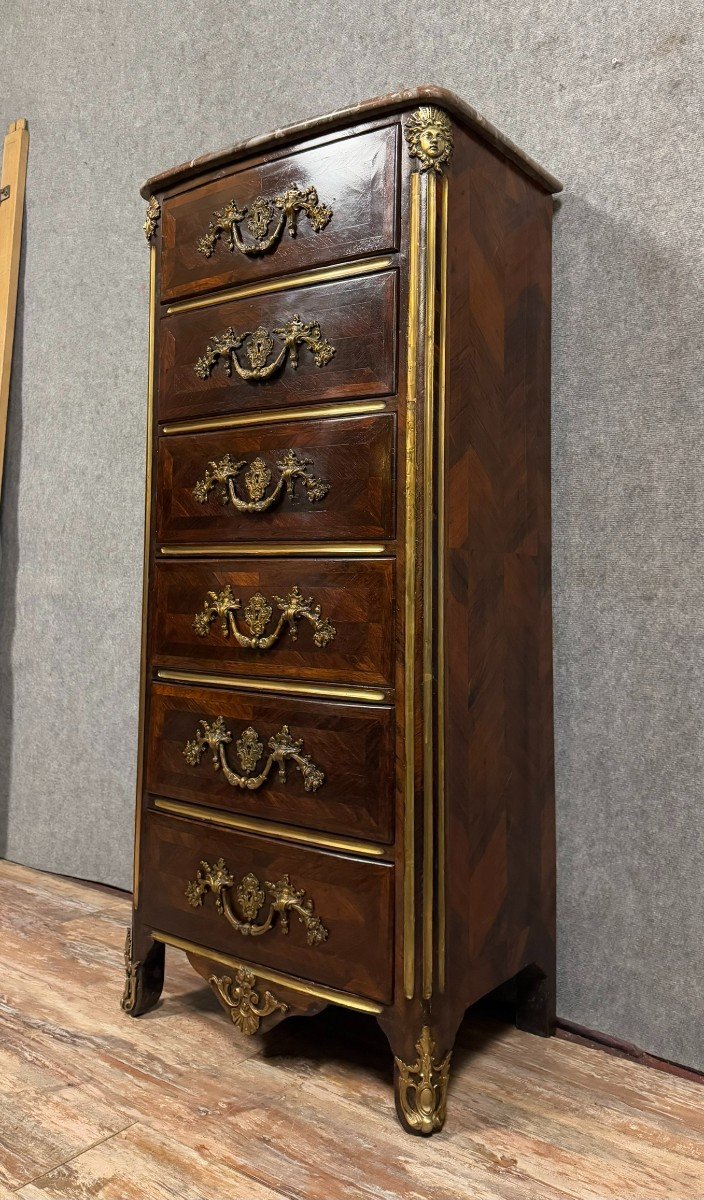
[[556, 1018, 704, 1086]]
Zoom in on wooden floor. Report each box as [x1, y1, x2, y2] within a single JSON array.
[[0, 862, 703, 1200]]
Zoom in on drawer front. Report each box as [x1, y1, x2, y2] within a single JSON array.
[[157, 271, 397, 424], [156, 413, 396, 544], [140, 810, 394, 1003], [160, 125, 399, 303], [152, 558, 394, 688], [146, 683, 394, 844]]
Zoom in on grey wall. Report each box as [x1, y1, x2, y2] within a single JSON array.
[[1, 0, 702, 1069]]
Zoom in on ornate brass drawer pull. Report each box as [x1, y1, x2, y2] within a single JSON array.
[[194, 316, 335, 383], [193, 449, 329, 513], [184, 716, 325, 793], [194, 585, 336, 651], [209, 968, 287, 1034], [186, 858, 329, 946], [197, 184, 332, 259]]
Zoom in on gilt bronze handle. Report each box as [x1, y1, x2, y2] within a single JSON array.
[[192, 449, 329, 514], [194, 316, 335, 383], [197, 184, 332, 259], [185, 859, 329, 946], [193, 585, 336, 651], [184, 717, 325, 793]]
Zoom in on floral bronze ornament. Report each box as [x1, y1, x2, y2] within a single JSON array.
[[143, 196, 160, 242], [193, 316, 335, 383], [209, 969, 288, 1034], [192, 449, 329, 514], [404, 107, 454, 174], [183, 716, 325, 793], [394, 1027, 452, 1135], [193, 584, 336, 651], [185, 859, 329, 946], [197, 183, 332, 258]]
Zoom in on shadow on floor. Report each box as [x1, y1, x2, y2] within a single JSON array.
[[170, 978, 514, 1093]]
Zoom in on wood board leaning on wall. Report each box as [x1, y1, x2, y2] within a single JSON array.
[[0, 118, 29, 498]]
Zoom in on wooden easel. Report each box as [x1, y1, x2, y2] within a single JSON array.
[[0, 119, 29, 497]]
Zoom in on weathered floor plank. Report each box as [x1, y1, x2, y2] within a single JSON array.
[[0, 860, 702, 1200], [15, 1123, 286, 1200]]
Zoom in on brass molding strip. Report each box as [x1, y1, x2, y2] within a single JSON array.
[[422, 174, 437, 1001], [151, 930, 384, 1015], [162, 399, 387, 437], [152, 797, 391, 860], [156, 668, 389, 705], [437, 177, 449, 993], [403, 171, 421, 1000], [165, 255, 396, 316], [158, 542, 388, 558], [133, 244, 157, 905]]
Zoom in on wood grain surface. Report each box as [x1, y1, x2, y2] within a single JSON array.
[[138, 810, 395, 1002], [146, 681, 395, 843], [441, 112, 556, 1018], [1, 861, 703, 1199], [151, 556, 396, 686], [160, 123, 399, 303], [157, 269, 398, 423], [156, 412, 397, 545]]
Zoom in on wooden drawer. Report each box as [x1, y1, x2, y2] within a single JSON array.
[[139, 809, 394, 1003], [157, 270, 397, 424], [160, 125, 399, 303], [156, 412, 396, 544], [152, 558, 394, 688], [146, 683, 394, 844]]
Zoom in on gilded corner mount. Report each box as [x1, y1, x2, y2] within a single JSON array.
[[395, 1027, 452, 1135], [143, 196, 160, 242], [405, 107, 453, 174], [120, 929, 139, 1012]]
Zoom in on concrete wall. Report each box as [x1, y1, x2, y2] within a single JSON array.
[[1, 0, 702, 1068]]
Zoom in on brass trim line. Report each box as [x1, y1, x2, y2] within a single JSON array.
[[156, 668, 389, 705], [159, 542, 389, 558], [437, 176, 449, 992], [165, 255, 396, 315], [151, 931, 384, 1015], [422, 174, 437, 1001], [133, 244, 157, 905], [162, 399, 388, 437], [152, 797, 391, 859], [403, 171, 421, 1000]]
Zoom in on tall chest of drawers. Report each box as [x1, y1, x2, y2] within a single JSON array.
[[123, 87, 562, 1136]]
